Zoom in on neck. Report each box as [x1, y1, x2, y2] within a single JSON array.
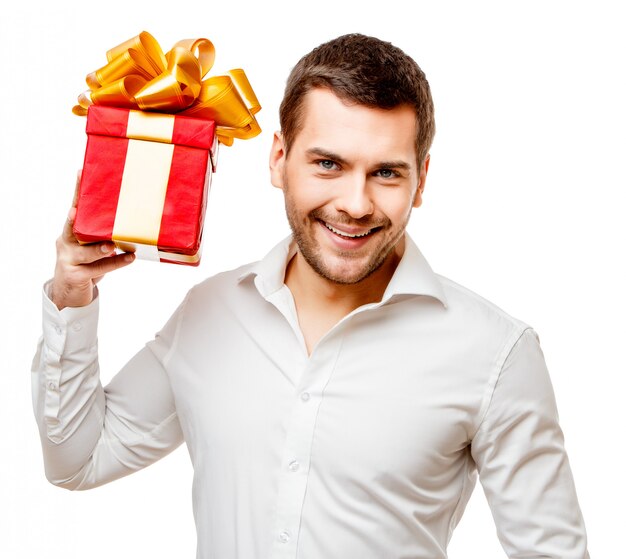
[[285, 236, 405, 317], [284, 237, 405, 355]]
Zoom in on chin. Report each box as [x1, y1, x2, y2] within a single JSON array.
[[310, 252, 389, 285]]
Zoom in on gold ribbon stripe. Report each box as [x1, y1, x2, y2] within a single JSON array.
[[112, 139, 174, 247], [126, 110, 175, 143]]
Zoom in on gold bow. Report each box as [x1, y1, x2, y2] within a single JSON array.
[[73, 31, 261, 146]]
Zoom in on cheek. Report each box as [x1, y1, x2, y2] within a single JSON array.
[[285, 170, 330, 211], [377, 190, 416, 223]]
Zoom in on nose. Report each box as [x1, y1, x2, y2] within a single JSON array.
[[333, 174, 374, 219]]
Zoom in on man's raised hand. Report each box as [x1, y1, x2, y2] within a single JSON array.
[[50, 182, 135, 310]]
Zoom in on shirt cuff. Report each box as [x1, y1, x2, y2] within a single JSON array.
[[42, 280, 99, 355]]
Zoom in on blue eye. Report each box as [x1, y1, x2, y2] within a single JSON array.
[[318, 160, 337, 170], [376, 169, 397, 179]]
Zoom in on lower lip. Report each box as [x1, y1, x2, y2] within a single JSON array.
[[318, 221, 376, 250]]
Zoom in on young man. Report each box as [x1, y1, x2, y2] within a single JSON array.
[[33, 34, 589, 558]]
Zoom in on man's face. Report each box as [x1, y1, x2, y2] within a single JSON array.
[[270, 88, 428, 285]]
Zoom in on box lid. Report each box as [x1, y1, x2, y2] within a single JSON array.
[[86, 105, 217, 168]]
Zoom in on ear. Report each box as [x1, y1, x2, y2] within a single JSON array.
[[269, 131, 286, 190], [412, 154, 430, 208]]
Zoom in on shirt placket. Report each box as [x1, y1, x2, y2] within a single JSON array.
[[262, 284, 347, 558], [267, 333, 345, 559]]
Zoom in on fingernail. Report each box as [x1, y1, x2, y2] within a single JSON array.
[[124, 253, 135, 262], [100, 244, 112, 253]]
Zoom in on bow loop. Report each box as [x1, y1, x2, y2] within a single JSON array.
[[73, 32, 261, 144], [106, 31, 167, 74], [171, 38, 216, 78]]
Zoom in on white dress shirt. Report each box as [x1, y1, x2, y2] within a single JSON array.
[[32, 235, 589, 558]]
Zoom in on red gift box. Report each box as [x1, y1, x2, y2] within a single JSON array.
[[74, 105, 218, 265]]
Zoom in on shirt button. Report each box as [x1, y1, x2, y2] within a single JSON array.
[[71, 321, 82, 332], [54, 325, 62, 335], [47, 381, 57, 391], [278, 531, 291, 544], [300, 392, 310, 402], [288, 460, 300, 472]]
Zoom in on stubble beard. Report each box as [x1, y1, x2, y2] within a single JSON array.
[[283, 183, 407, 285]]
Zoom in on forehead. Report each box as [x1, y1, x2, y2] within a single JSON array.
[[293, 88, 418, 164]]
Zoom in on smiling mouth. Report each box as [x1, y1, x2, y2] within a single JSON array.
[[322, 221, 380, 239]]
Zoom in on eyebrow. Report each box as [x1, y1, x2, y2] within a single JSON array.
[[305, 147, 411, 171], [377, 160, 412, 171], [306, 148, 349, 166]]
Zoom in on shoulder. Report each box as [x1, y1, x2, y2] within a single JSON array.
[[439, 274, 527, 325], [432, 273, 532, 357], [435, 274, 527, 327], [155, 260, 262, 344], [185, 261, 259, 306]]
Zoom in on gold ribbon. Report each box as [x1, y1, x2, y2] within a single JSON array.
[[109, 111, 206, 262], [74, 31, 261, 145]]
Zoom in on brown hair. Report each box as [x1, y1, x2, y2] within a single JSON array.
[[279, 33, 435, 168]]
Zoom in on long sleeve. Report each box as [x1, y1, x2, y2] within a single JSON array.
[[31, 283, 184, 490], [471, 328, 589, 558]]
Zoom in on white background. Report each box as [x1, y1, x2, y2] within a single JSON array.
[[1, 1, 623, 557]]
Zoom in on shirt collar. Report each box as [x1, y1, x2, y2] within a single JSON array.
[[238, 234, 447, 307], [237, 236, 295, 298], [382, 235, 447, 307]]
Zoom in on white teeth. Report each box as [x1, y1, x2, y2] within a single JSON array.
[[324, 222, 372, 238]]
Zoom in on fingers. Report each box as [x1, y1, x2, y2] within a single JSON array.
[[60, 205, 115, 262], [62, 170, 81, 241], [51, 248, 135, 310], [60, 175, 137, 270], [72, 169, 82, 207], [56, 241, 134, 281], [68, 251, 134, 293], [51, 172, 137, 310], [66, 240, 118, 266], [59, 188, 132, 269], [84, 251, 136, 278], [61, 206, 78, 243]]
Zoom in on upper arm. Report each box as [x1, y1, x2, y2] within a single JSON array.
[[471, 329, 589, 558], [75, 344, 184, 489]]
